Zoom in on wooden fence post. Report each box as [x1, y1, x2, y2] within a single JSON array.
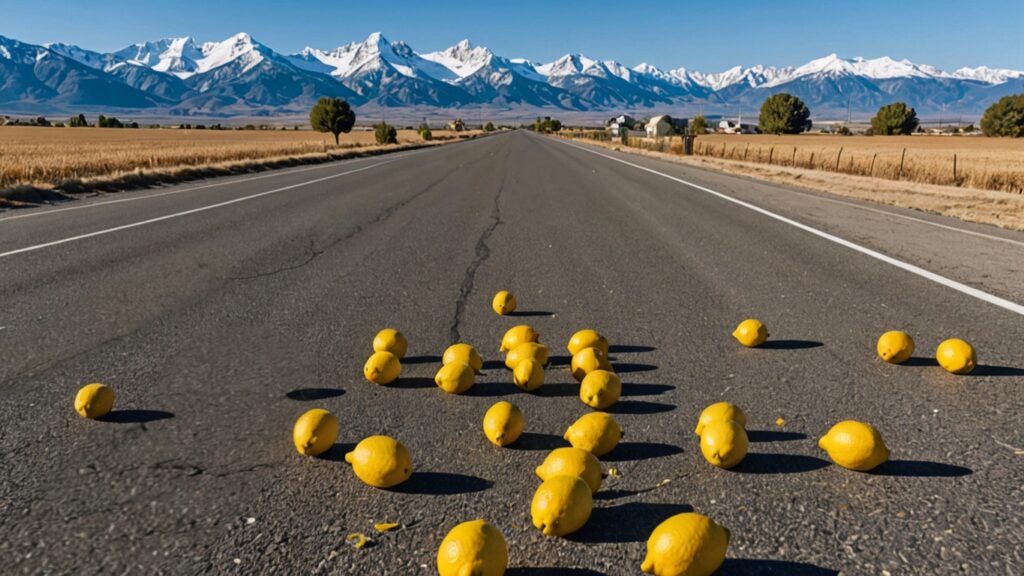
[[809, 152, 815, 169], [953, 153, 957, 182], [792, 147, 797, 167], [869, 153, 877, 177], [768, 146, 774, 165], [743, 143, 749, 161], [835, 147, 843, 171], [898, 148, 906, 180]]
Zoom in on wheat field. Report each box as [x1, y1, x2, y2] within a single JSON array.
[[681, 134, 1024, 194], [0, 127, 473, 190]]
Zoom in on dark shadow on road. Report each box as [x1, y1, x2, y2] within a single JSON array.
[[971, 365, 1024, 377], [747, 430, 807, 442], [482, 360, 507, 371], [507, 569, 604, 576], [465, 382, 519, 397], [402, 355, 441, 365], [388, 377, 436, 389], [393, 472, 492, 495], [318, 443, 356, 462], [548, 355, 572, 367], [733, 453, 830, 474], [612, 362, 658, 373], [602, 442, 682, 462], [871, 460, 972, 477], [570, 502, 693, 543], [509, 432, 567, 451], [99, 410, 174, 424], [593, 488, 651, 500], [620, 383, 674, 396], [902, 356, 938, 367], [760, 340, 824, 350], [285, 388, 345, 401], [506, 310, 555, 317], [608, 400, 676, 415], [719, 559, 839, 576], [608, 344, 656, 354], [537, 383, 580, 398]]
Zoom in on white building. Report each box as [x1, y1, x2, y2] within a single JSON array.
[[718, 120, 758, 134], [645, 115, 688, 138]]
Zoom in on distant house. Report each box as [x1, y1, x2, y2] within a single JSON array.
[[606, 114, 636, 137], [717, 120, 757, 134], [447, 119, 466, 131], [645, 115, 688, 138]]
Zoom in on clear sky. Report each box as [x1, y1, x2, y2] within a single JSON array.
[[2, 0, 1022, 71]]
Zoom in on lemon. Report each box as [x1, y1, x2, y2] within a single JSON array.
[[513, 358, 545, 392], [876, 330, 914, 364], [699, 420, 748, 469], [935, 338, 976, 374], [641, 512, 730, 576], [443, 343, 484, 374], [345, 435, 413, 488], [504, 342, 549, 370], [482, 401, 525, 447], [435, 362, 476, 394], [570, 347, 612, 382], [491, 291, 517, 316], [364, 351, 401, 385], [530, 475, 593, 537], [535, 447, 603, 493], [818, 420, 889, 471], [437, 519, 508, 576], [732, 319, 768, 347], [694, 402, 747, 436], [579, 370, 622, 410], [292, 408, 339, 456], [564, 412, 623, 456], [567, 329, 610, 356], [372, 328, 408, 358], [74, 383, 114, 419], [500, 324, 539, 353]]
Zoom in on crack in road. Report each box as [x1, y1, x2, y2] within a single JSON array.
[[229, 239, 324, 281]]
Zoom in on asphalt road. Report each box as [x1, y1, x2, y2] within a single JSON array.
[[1, 130, 1022, 575]]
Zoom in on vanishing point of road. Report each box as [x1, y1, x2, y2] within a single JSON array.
[[1, 131, 1022, 575]]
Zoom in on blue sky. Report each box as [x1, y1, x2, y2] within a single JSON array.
[[3, 0, 1022, 71]]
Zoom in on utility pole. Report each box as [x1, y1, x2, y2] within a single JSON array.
[[846, 95, 852, 125]]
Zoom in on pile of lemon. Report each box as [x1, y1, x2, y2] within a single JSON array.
[[72, 291, 984, 576]]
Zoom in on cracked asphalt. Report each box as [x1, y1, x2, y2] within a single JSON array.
[[1, 131, 1022, 575]]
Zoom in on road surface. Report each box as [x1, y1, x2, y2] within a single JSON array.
[[1, 131, 1022, 575]]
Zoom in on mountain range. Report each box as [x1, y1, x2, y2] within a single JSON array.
[[1, 31, 1021, 119]]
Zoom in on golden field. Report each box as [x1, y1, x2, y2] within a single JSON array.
[[675, 133, 1024, 194], [0, 126, 476, 191]]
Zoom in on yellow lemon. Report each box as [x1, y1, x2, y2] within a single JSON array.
[[567, 329, 610, 356], [434, 362, 476, 394], [74, 383, 114, 419], [443, 343, 484, 374], [579, 370, 622, 410], [876, 330, 914, 364], [500, 324, 539, 353], [699, 420, 748, 469], [504, 342, 549, 370], [935, 338, 976, 374], [345, 435, 412, 488], [292, 408, 339, 457], [530, 475, 593, 537], [818, 420, 889, 471], [564, 412, 623, 456], [513, 358, 545, 392], [482, 401, 525, 447], [641, 512, 730, 576], [372, 328, 408, 358], [491, 291, 517, 315], [364, 351, 401, 385], [732, 319, 768, 347], [694, 402, 748, 436], [437, 519, 508, 576], [535, 447, 603, 493], [570, 347, 612, 382]]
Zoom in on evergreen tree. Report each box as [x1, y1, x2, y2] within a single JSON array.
[[309, 97, 356, 144], [870, 102, 919, 135], [758, 93, 812, 134], [980, 94, 1024, 137]]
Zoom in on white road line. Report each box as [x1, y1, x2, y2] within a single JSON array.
[[0, 160, 395, 259], [556, 138, 1024, 317], [0, 148, 429, 223]]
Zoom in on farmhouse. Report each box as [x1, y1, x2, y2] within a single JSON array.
[[645, 115, 688, 138], [718, 120, 758, 134], [606, 114, 636, 137]]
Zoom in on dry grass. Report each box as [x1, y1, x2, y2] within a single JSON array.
[[560, 134, 1024, 231], [0, 127, 477, 192]]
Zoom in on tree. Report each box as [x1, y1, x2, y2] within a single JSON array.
[[69, 113, 88, 127], [484, 121, 496, 132], [870, 102, 919, 135], [418, 122, 433, 141], [374, 121, 398, 144], [35, 116, 50, 127], [309, 97, 356, 144], [758, 93, 812, 134], [980, 93, 1024, 137], [690, 114, 708, 135]]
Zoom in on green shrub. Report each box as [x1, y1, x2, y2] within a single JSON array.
[[980, 93, 1024, 137]]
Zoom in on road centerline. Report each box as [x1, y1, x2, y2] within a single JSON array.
[[551, 136, 1024, 317]]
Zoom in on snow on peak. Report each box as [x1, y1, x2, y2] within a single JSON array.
[[193, 32, 265, 76], [421, 39, 493, 79], [953, 65, 1024, 83]]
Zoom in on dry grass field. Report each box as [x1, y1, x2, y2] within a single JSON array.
[[666, 133, 1024, 194], [0, 126, 476, 192]]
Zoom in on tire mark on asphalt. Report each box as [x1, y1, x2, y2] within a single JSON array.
[[448, 148, 511, 343]]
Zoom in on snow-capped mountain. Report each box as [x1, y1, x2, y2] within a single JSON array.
[[1, 32, 1021, 117]]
